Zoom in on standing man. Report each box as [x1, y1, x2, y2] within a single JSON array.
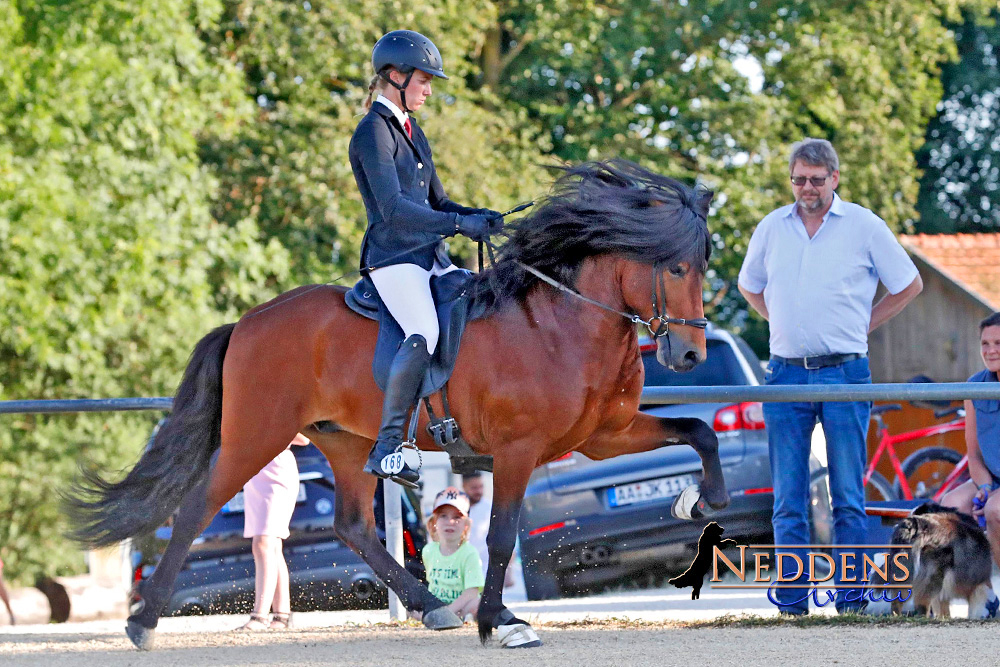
[[462, 472, 491, 577], [738, 138, 922, 616], [462, 472, 516, 587]]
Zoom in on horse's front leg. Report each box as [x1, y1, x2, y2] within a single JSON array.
[[578, 412, 729, 515], [477, 451, 542, 648], [310, 431, 461, 630]]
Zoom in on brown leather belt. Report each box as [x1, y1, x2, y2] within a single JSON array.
[[772, 353, 865, 370]]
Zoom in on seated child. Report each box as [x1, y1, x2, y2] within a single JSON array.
[[421, 487, 484, 621]]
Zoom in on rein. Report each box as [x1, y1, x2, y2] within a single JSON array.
[[514, 259, 708, 339]]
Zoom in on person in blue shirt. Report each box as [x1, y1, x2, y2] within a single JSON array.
[[738, 138, 923, 615], [939, 312, 1000, 619], [943, 313, 1000, 550], [349, 30, 502, 487]]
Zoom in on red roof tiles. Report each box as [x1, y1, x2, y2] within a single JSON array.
[[902, 233, 1000, 309]]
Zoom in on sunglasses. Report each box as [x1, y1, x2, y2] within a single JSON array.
[[790, 175, 831, 187]]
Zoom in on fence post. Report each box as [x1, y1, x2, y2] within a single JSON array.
[[383, 480, 406, 621]]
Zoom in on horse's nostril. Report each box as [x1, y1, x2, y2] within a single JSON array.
[[684, 350, 700, 365]]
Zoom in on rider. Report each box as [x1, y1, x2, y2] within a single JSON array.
[[349, 30, 501, 487]]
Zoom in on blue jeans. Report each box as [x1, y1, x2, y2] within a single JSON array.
[[763, 356, 871, 613]]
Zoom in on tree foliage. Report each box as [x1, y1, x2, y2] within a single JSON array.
[[0, 0, 286, 584], [916, 8, 1000, 233], [486, 0, 994, 348]]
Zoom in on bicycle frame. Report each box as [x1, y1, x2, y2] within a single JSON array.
[[930, 454, 969, 503], [865, 416, 965, 500]]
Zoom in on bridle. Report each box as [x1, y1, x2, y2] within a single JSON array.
[[516, 259, 709, 352]]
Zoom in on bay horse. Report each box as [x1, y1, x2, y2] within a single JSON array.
[[68, 159, 729, 650]]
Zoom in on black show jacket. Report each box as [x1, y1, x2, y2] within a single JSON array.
[[349, 103, 481, 271]]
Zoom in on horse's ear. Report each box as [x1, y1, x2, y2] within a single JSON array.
[[694, 186, 714, 220]]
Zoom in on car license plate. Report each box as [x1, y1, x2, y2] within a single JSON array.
[[223, 485, 307, 513], [606, 474, 696, 507]]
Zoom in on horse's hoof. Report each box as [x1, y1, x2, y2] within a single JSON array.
[[671, 484, 719, 521], [422, 606, 463, 631], [126, 619, 156, 651], [497, 622, 543, 648]]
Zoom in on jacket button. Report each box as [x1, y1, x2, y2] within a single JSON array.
[[418, 163, 424, 169], [420, 181, 425, 186], [424, 199, 429, 204]]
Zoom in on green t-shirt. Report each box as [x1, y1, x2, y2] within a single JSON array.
[[421, 540, 485, 604]]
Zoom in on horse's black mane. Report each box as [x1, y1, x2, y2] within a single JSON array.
[[469, 159, 713, 313]]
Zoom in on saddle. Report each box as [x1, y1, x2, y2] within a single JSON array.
[[345, 270, 493, 474]]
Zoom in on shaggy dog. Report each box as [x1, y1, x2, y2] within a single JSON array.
[[869, 503, 992, 618], [669, 522, 737, 600]]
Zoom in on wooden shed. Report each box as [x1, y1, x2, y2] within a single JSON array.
[[868, 233, 1000, 383], [864, 233, 1000, 482]]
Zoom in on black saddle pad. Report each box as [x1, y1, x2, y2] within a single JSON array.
[[345, 270, 485, 396]]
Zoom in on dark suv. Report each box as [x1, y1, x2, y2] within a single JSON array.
[[132, 440, 426, 615], [517, 326, 831, 599]]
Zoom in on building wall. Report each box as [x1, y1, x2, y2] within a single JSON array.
[[868, 257, 991, 382]]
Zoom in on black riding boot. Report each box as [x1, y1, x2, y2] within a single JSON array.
[[363, 334, 431, 488]]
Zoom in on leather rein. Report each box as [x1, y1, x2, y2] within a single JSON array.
[[515, 259, 709, 339]]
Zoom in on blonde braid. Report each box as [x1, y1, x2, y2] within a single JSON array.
[[362, 74, 381, 111]]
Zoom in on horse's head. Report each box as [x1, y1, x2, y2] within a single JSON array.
[[471, 159, 714, 374], [620, 256, 708, 372]]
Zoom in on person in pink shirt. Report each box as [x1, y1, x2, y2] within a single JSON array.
[[238, 433, 308, 631], [0, 557, 14, 625]]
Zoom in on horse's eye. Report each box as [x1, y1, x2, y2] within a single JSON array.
[[669, 264, 688, 278]]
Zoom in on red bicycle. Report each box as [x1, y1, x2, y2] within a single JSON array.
[[865, 404, 967, 501]]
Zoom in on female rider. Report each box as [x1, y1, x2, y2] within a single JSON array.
[[349, 30, 500, 487]]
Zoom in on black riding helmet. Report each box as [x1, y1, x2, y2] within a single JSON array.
[[372, 30, 447, 112]]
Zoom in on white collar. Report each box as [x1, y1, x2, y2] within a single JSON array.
[[376, 94, 409, 128], [787, 192, 844, 223]]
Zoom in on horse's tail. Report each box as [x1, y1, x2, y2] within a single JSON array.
[[66, 322, 236, 548]]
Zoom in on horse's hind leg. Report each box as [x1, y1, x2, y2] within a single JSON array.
[[127, 425, 299, 649], [578, 413, 729, 513], [308, 430, 461, 629]]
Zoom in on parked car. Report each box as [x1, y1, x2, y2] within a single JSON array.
[[517, 325, 831, 600], [131, 439, 427, 616]]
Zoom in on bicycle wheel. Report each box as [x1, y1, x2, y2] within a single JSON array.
[[865, 470, 896, 502], [897, 446, 965, 499]]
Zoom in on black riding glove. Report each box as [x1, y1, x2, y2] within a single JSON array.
[[456, 213, 492, 242], [473, 209, 504, 235], [475, 208, 503, 222]]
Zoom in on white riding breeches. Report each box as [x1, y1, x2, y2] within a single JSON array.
[[368, 261, 460, 355]]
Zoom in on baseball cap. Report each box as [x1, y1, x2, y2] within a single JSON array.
[[432, 487, 470, 516]]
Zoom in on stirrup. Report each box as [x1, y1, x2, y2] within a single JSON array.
[[364, 441, 421, 489]]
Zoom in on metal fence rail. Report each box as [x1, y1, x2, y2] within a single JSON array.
[[2, 382, 1000, 415], [0, 397, 173, 414], [639, 382, 1000, 404]]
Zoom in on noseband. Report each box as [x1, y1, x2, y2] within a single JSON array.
[[516, 260, 709, 341], [646, 261, 708, 338]]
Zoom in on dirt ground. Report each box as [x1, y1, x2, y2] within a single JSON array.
[[2, 620, 999, 667]]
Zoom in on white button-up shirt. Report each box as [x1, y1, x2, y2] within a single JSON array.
[[375, 94, 408, 128], [738, 193, 918, 357]]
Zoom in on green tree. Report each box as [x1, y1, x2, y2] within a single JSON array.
[[0, 0, 286, 585], [483, 0, 994, 350], [916, 9, 1000, 233]]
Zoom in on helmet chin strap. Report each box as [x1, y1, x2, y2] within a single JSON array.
[[380, 69, 415, 113]]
